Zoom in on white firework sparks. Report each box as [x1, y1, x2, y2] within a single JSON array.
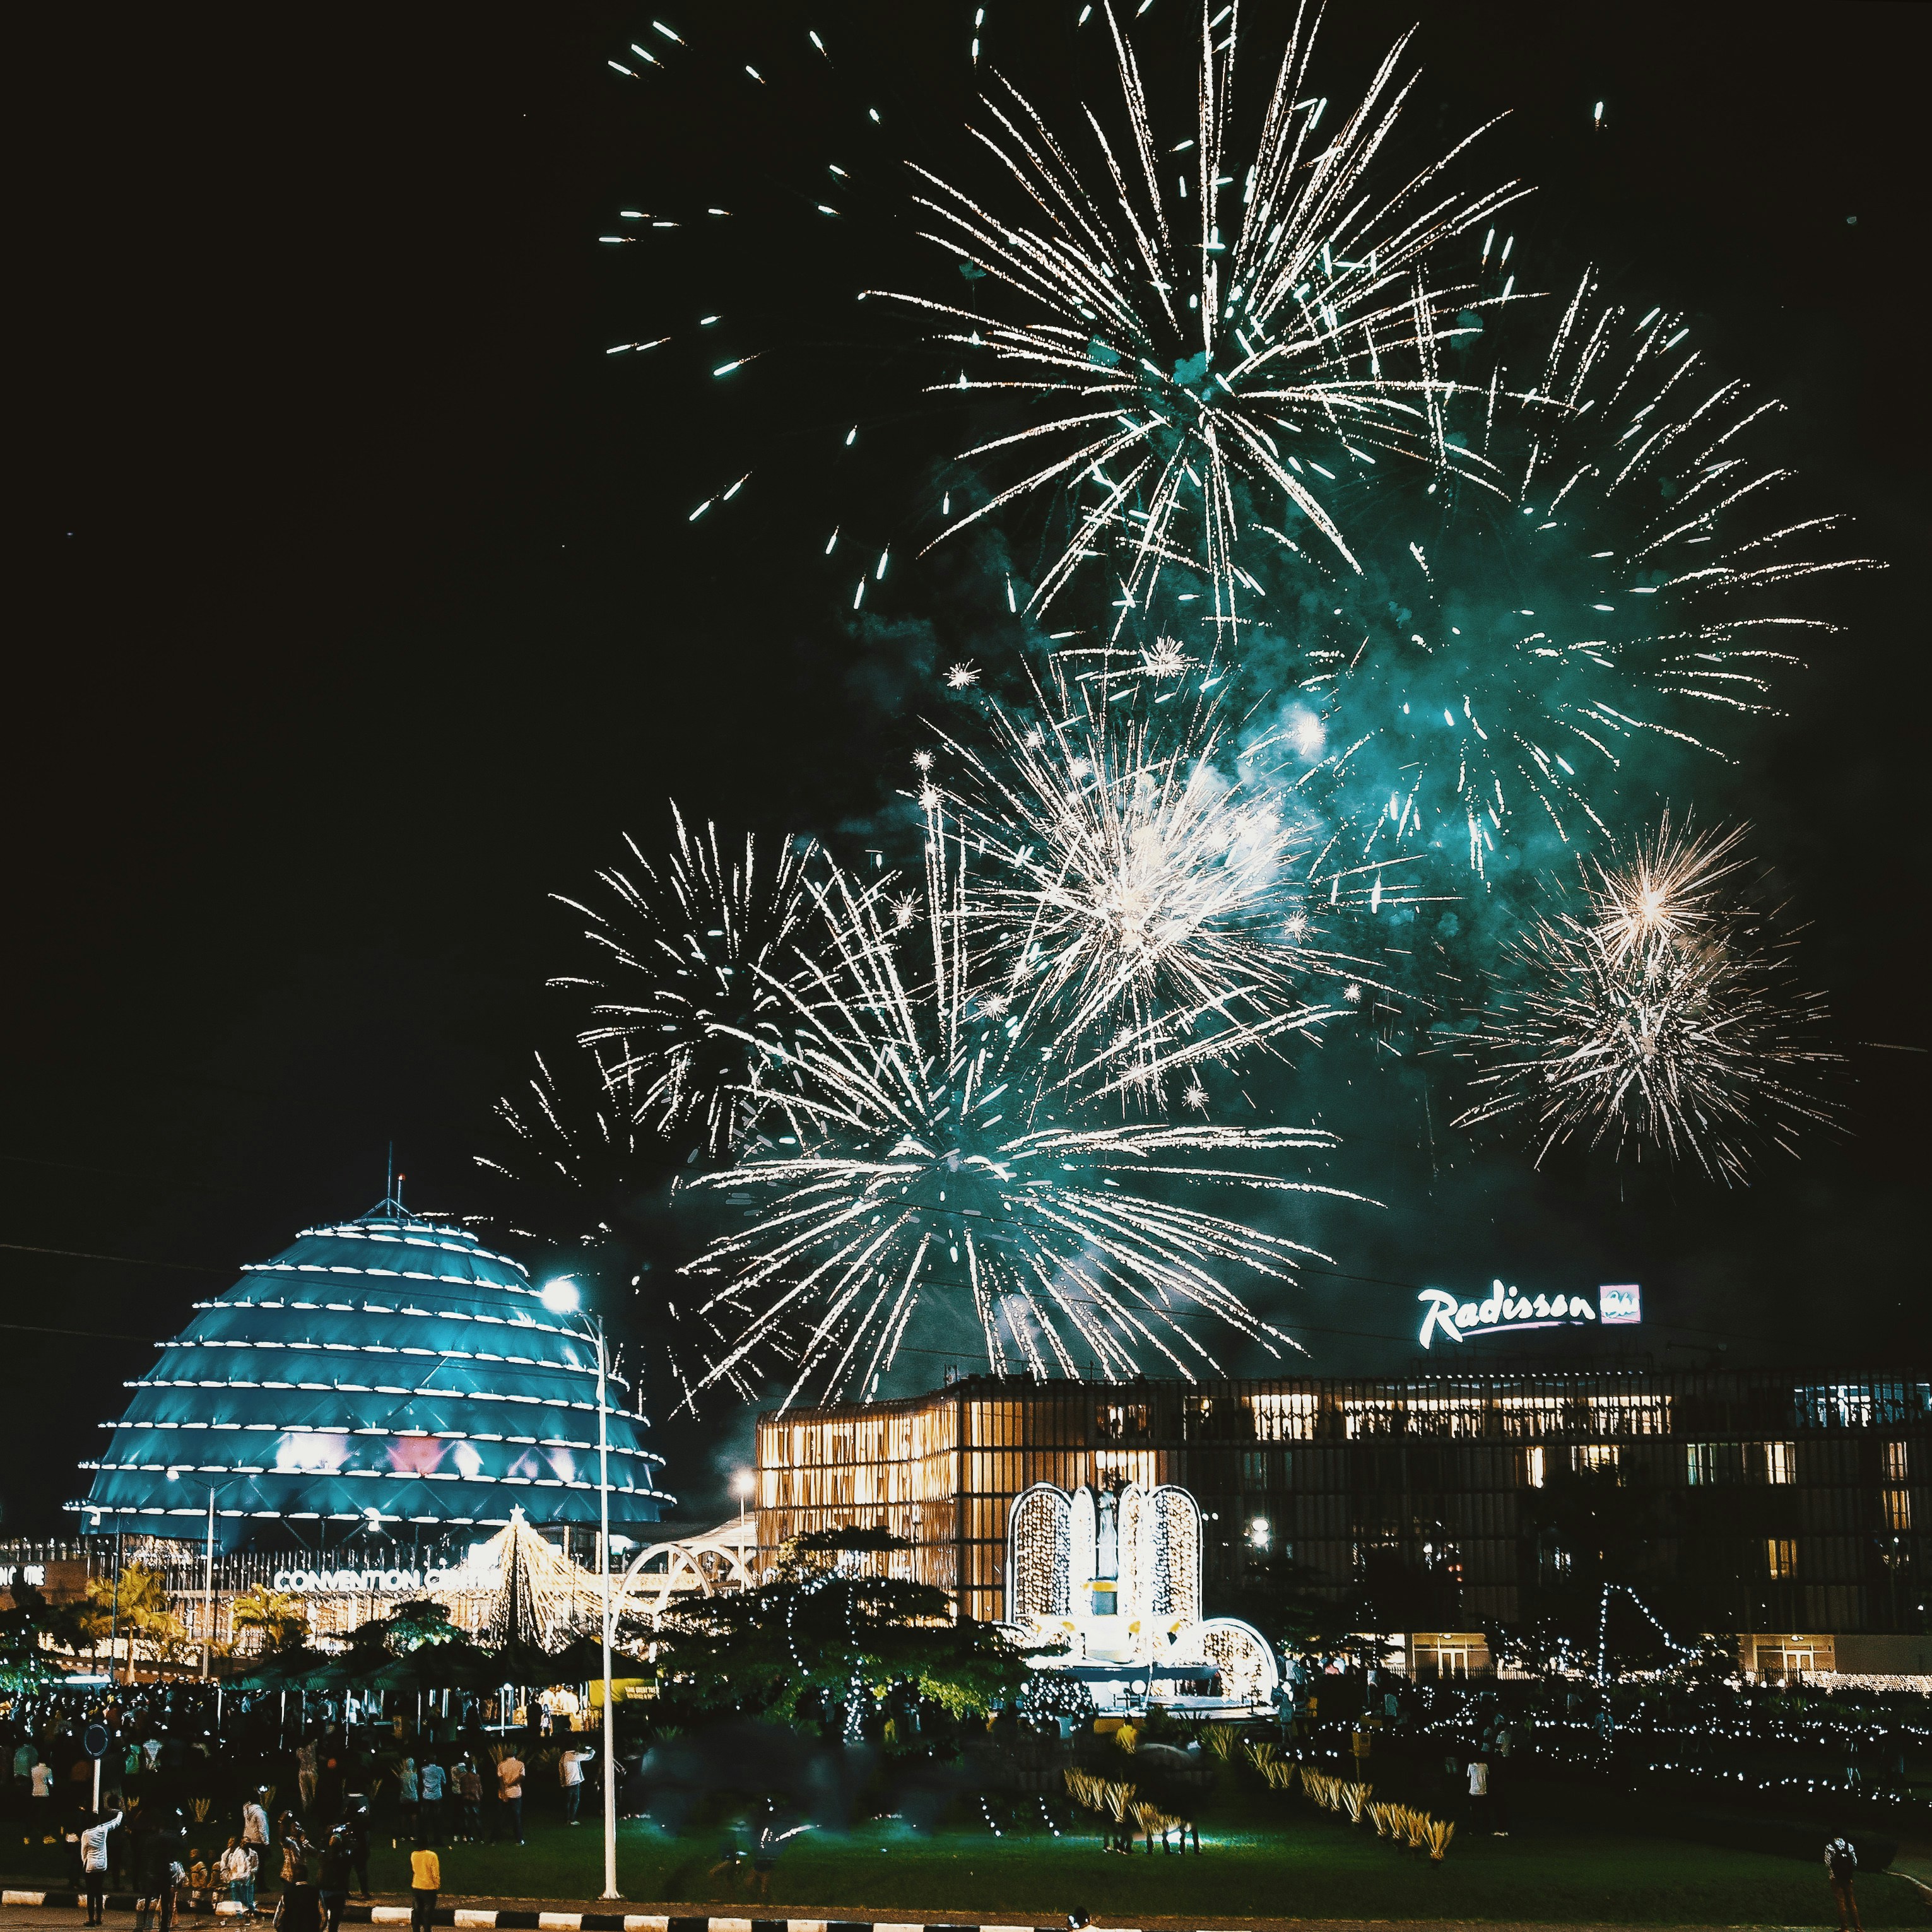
[[1276, 269, 1873, 881], [1455, 814, 1839, 1183], [478, 1047, 785, 1411], [885, 2, 1528, 635], [560, 806, 816, 1158], [934, 678, 1353, 1101], [678, 817, 1365, 1405]]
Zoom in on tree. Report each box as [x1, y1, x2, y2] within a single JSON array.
[[1208, 1553, 1370, 1663], [0, 1582, 60, 1690], [126, 1565, 192, 1660], [230, 1586, 310, 1652], [384, 1598, 456, 1651], [651, 1528, 1027, 1730]]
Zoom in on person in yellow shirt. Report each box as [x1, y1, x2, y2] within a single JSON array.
[[409, 1846, 440, 1932]]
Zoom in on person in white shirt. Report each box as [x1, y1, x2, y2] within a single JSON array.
[[241, 1793, 269, 1848], [81, 1811, 122, 1925], [30, 1759, 54, 1801], [219, 1837, 257, 1917], [557, 1746, 596, 1825], [1465, 1754, 1492, 1833]]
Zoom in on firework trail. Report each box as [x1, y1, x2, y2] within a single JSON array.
[[556, 806, 817, 1159], [883, 0, 1528, 639], [1454, 813, 1839, 1183], [1265, 269, 1871, 889], [597, 4, 1523, 638], [677, 798, 1368, 1406], [928, 672, 1355, 1105], [477, 1046, 790, 1410]]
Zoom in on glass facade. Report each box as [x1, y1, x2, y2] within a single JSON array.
[[77, 1206, 671, 1549], [756, 1369, 1930, 1632]]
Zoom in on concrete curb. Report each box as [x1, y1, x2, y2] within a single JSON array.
[[4, 1904, 1069, 1932]]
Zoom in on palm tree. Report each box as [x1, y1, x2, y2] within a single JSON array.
[[230, 1585, 310, 1652]]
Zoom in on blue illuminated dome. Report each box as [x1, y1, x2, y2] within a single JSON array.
[[78, 1201, 671, 1549]]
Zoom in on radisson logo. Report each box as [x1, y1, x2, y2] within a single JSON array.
[[1417, 1281, 1640, 1349]]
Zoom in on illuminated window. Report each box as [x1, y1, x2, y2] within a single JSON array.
[[1763, 1442, 1795, 1485], [1884, 1440, 1910, 1483], [1574, 1444, 1621, 1476], [1884, 1489, 1912, 1532], [1525, 1446, 1545, 1488], [1766, 1538, 1797, 1580]]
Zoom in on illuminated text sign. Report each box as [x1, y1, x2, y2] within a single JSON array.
[[1418, 1281, 1640, 1350], [271, 1565, 498, 1595]]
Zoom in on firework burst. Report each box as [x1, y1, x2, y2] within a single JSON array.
[[1267, 270, 1871, 886], [477, 1046, 788, 1409], [886, 1, 1528, 636], [678, 808, 1367, 1405], [931, 675, 1350, 1103], [1454, 813, 1839, 1182], [558, 806, 816, 1158]]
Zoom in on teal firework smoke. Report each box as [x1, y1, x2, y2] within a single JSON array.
[[1253, 272, 1869, 892]]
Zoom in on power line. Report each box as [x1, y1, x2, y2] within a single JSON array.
[[0, 1320, 152, 1344], [0, 1239, 228, 1274]]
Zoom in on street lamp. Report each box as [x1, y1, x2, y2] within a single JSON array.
[[539, 1276, 620, 1902], [732, 1468, 753, 1540], [167, 1468, 227, 1679]]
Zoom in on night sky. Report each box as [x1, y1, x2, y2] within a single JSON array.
[[12, 3, 1926, 1538]]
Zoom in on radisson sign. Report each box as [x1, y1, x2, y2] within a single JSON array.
[[1417, 1281, 1640, 1350]]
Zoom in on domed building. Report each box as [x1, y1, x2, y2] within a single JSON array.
[[78, 1198, 672, 1550]]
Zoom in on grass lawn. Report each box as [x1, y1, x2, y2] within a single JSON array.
[[11, 1782, 1922, 1924], [335, 1789, 1926, 1924]]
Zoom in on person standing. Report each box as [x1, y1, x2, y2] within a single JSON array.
[[136, 1811, 184, 1932], [279, 1817, 312, 1886], [418, 1757, 444, 1845], [277, 1884, 321, 1932], [1490, 1722, 1513, 1837], [340, 1805, 371, 1902], [296, 1738, 319, 1817], [185, 1847, 213, 1924], [80, 1809, 122, 1926], [397, 1759, 419, 1843], [317, 1829, 354, 1932], [494, 1752, 524, 1845], [454, 1760, 481, 1843], [1465, 1753, 1491, 1834], [218, 1837, 254, 1919], [1825, 1837, 1863, 1932], [750, 1806, 782, 1902], [240, 1791, 269, 1858], [558, 1745, 595, 1825], [409, 1844, 440, 1932]]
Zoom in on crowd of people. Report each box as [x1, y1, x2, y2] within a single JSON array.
[[1, 1677, 610, 1926]]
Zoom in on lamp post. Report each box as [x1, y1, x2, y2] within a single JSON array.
[[732, 1469, 753, 1577], [167, 1468, 228, 1678], [539, 1277, 620, 1902]]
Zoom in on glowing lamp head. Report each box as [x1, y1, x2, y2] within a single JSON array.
[[731, 1469, 755, 1500], [167, 1468, 180, 1483], [539, 1276, 583, 1315]]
